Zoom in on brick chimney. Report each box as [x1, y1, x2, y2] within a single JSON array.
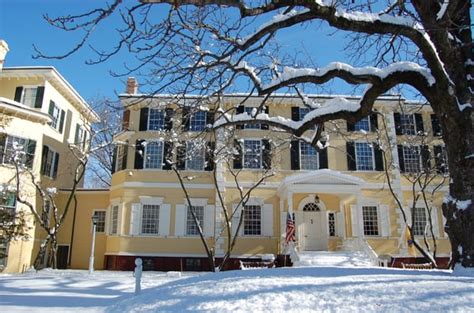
[[126, 77, 138, 94], [0, 40, 9, 71]]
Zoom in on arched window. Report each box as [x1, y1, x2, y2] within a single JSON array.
[[303, 202, 320, 212]]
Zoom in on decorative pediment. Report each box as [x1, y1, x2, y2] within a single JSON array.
[[279, 169, 365, 193]]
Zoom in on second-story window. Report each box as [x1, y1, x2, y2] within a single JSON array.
[[354, 116, 370, 131], [22, 87, 38, 107], [244, 107, 261, 129], [148, 109, 165, 131], [394, 113, 424, 135], [243, 139, 262, 169], [355, 142, 374, 171], [189, 111, 207, 131], [0, 134, 36, 169], [0, 191, 16, 215], [144, 141, 164, 169], [186, 142, 205, 170], [346, 142, 383, 172], [300, 142, 319, 170], [400, 145, 421, 173], [41, 146, 59, 179], [48, 101, 65, 133]]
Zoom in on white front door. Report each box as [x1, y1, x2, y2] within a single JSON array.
[[302, 212, 328, 251]]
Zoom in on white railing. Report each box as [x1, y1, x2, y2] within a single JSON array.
[[357, 238, 380, 266]]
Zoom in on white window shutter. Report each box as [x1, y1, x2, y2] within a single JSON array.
[[337, 212, 345, 238], [104, 207, 110, 234], [175, 204, 186, 236], [159, 204, 171, 236], [204, 205, 215, 237], [350, 205, 358, 237], [262, 204, 273, 236], [280, 212, 287, 239], [379, 205, 390, 237], [430, 207, 439, 237], [129, 203, 141, 236], [116, 205, 122, 236], [231, 204, 242, 238]]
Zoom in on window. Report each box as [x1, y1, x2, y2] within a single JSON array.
[[189, 111, 207, 131], [355, 142, 374, 171], [0, 237, 7, 268], [141, 204, 160, 235], [144, 142, 164, 169], [434, 145, 448, 173], [0, 191, 16, 215], [400, 114, 416, 135], [243, 205, 261, 235], [186, 142, 205, 170], [21, 87, 38, 107], [115, 144, 127, 172], [1, 135, 35, 168], [300, 142, 319, 170], [74, 124, 87, 148], [298, 108, 317, 130], [362, 206, 379, 236], [148, 109, 165, 131], [41, 146, 59, 179], [185, 258, 201, 271], [354, 116, 370, 131], [48, 101, 64, 132], [303, 203, 320, 212], [328, 213, 336, 237], [243, 139, 262, 169], [110, 205, 119, 235], [186, 206, 204, 236], [413, 207, 427, 236], [403, 146, 421, 173], [42, 199, 51, 225], [93, 211, 106, 233], [244, 107, 261, 129]]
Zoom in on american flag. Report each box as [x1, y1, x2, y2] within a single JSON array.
[[285, 212, 295, 244]]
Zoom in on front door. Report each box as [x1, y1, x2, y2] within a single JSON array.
[[57, 245, 69, 269], [302, 212, 328, 251]]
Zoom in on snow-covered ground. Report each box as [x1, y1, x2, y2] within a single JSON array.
[[0, 260, 473, 312]]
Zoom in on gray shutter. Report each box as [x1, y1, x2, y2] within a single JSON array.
[[162, 142, 173, 170], [164, 108, 173, 131], [25, 139, 36, 169], [262, 139, 271, 169], [290, 140, 300, 170], [394, 113, 402, 135], [373, 143, 384, 171], [159, 204, 171, 236], [318, 146, 328, 169], [379, 205, 390, 237], [369, 112, 378, 131], [236, 106, 244, 129], [346, 142, 356, 170], [337, 212, 345, 238], [139, 108, 149, 131], [414, 113, 424, 133], [52, 152, 59, 179], [291, 107, 300, 121], [204, 205, 215, 237], [134, 140, 144, 169], [398, 145, 405, 173], [262, 204, 273, 236], [175, 204, 186, 236], [233, 140, 243, 169], [34, 87, 45, 108], [14, 86, 23, 102], [0, 133, 6, 163], [59, 110, 65, 134], [129, 203, 141, 235], [41, 145, 49, 175], [350, 205, 358, 237]]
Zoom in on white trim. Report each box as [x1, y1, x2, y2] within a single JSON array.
[[92, 209, 107, 233], [242, 138, 263, 169], [354, 141, 376, 171], [113, 182, 215, 190], [297, 194, 327, 212], [144, 140, 165, 169], [139, 196, 164, 205]]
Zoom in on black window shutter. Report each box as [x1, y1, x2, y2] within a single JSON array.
[[346, 142, 356, 171], [261, 106, 269, 130], [111, 145, 118, 174], [421, 145, 430, 170], [41, 145, 49, 175], [14, 87, 23, 102], [25, 140, 36, 169], [347, 120, 355, 132], [35, 87, 45, 108], [176, 141, 186, 170], [233, 140, 243, 169], [134, 140, 144, 169], [182, 107, 190, 131], [434, 145, 447, 173], [74, 124, 80, 144], [318, 146, 328, 169], [262, 139, 271, 169], [162, 142, 173, 170], [82, 131, 88, 150], [291, 107, 300, 121], [0, 133, 6, 163], [397, 145, 405, 173], [236, 106, 245, 129], [139, 108, 149, 131], [206, 111, 214, 129], [164, 108, 173, 131], [48, 101, 55, 116], [394, 113, 402, 135], [431, 114, 442, 136], [414, 113, 424, 134], [59, 110, 65, 134], [290, 140, 300, 170], [373, 143, 384, 171], [52, 153, 60, 179], [205, 141, 215, 171], [370, 112, 378, 132], [121, 144, 128, 170]]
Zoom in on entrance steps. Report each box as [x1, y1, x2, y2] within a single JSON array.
[[292, 251, 373, 268]]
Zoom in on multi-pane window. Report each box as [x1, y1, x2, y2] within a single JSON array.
[[400, 114, 416, 135], [148, 109, 165, 131], [41, 147, 59, 178], [413, 207, 427, 236], [141, 204, 160, 235], [1, 135, 31, 166], [186, 206, 204, 236], [48, 101, 61, 130], [0, 192, 16, 215], [403, 146, 421, 173], [244, 205, 261, 235], [189, 111, 207, 131], [362, 206, 379, 236], [144, 141, 164, 169], [244, 107, 261, 129], [243, 139, 262, 169], [110, 205, 119, 235], [328, 213, 336, 237], [93, 211, 106, 233], [21, 87, 38, 107], [303, 203, 320, 212], [115, 144, 127, 172], [299, 108, 310, 122], [300, 142, 318, 170], [186, 142, 205, 170], [355, 142, 374, 171], [354, 117, 370, 131]]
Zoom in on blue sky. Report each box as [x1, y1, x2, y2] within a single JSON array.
[[0, 1, 384, 102]]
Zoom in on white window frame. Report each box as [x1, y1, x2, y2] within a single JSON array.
[[354, 116, 371, 132], [355, 142, 375, 171], [144, 141, 164, 169], [400, 113, 416, 135], [300, 141, 319, 170], [138, 197, 164, 236], [361, 205, 380, 237], [189, 111, 207, 132], [148, 108, 165, 131], [244, 107, 262, 129], [49, 102, 62, 130], [20, 85, 39, 107], [242, 197, 264, 236], [402, 145, 421, 173], [109, 205, 119, 235], [243, 138, 263, 169], [185, 205, 205, 236], [2, 135, 30, 166], [185, 141, 205, 171], [140, 204, 160, 235], [92, 210, 107, 233], [115, 144, 127, 172]]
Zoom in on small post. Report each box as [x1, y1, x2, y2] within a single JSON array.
[[134, 258, 142, 295], [88, 215, 99, 274]]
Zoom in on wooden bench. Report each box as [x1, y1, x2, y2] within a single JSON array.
[[402, 262, 434, 270], [240, 260, 274, 270]]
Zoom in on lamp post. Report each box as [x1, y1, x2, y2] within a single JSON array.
[[89, 215, 99, 274]]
